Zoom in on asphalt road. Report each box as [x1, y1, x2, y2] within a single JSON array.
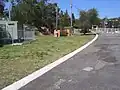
[[20, 33, 120, 90]]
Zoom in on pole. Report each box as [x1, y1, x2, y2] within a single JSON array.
[[70, 0, 73, 30], [8, 0, 12, 21], [9, 7, 11, 20], [12, 27, 14, 44], [104, 21, 106, 32], [56, 6, 58, 30]]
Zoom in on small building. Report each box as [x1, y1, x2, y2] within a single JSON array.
[[0, 21, 18, 44], [0, 20, 35, 44]]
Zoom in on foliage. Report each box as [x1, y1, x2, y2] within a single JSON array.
[[88, 8, 100, 26], [103, 17, 120, 28], [4, 0, 101, 34], [78, 8, 100, 34], [59, 10, 71, 29], [59, 10, 64, 29], [63, 10, 70, 27], [4, 0, 56, 33], [0, 1, 4, 16], [4, 0, 72, 33], [3, 0, 74, 33], [72, 13, 75, 26]]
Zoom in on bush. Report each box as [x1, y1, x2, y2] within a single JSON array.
[[0, 39, 3, 47], [35, 30, 40, 36], [80, 29, 90, 34]]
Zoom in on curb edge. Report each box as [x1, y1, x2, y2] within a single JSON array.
[[2, 34, 99, 90]]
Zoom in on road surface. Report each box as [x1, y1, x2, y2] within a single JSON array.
[[20, 33, 120, 90]]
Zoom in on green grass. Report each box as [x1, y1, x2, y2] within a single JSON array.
[[0, 35, 94, 89]]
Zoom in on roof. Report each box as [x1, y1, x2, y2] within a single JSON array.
[[0, 20, 18, 24]]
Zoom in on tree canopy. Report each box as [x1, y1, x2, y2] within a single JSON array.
[[2, 0, 102, 34], [0, 1, 4, 16], [78, 8, 100, 34], [3, 0, 72, 33]]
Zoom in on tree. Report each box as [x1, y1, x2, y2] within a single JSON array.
[[11, 0, 58, 33], [43, 3, 57, 32], [4, 0, 73, 34], [0, 1, 4, 16], [88, 8, 100, 26], [108, 18, 120, 28], [78, 8, 100, 34], [74, 19, 80, 28], [59, 10, 70, 28], [33, 1, 57, 32], [79, 10, 90, 34], [59, 10, 64, 29], [72, 13, 75, 26], [63, 10, 70, 27], [0, 1, 5, 46]]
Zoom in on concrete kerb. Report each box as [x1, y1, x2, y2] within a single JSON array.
[[2, 34, 99, 90]]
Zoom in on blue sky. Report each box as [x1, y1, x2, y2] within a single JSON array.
[[54, 0, 120, 18], [5, 0, 120, 18]]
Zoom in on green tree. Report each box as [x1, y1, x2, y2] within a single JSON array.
[[74, 19, 80, 28], [59, 10, 64, 29], [72, 13, 75, 26], [0, 1, 4, 16], [44, 3, 57, 31], [79, 10, 90, 34], [0, 1, 5, 46], [78, 8, 100, 34], [11, 0, 57, 33], [58, 10, 71, 29], [88, 8, 100, 26], [63, 10, 70, 27]]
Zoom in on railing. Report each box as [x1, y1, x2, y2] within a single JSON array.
[[93, 28, 120, 34]]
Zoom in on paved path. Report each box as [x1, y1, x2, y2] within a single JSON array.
[[20, 33, 120, 90]]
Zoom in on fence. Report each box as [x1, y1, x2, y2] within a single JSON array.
[[97, 28, 120, 33], [18, 25, 35, 41], [0, 24, 35, 44]]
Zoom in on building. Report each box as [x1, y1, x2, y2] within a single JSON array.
[[0, 21, 35, 44]]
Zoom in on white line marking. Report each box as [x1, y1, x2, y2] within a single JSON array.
[[2, 34, 99, 90]]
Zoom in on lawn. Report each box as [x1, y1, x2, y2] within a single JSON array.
[[0, 35, 94, 89]]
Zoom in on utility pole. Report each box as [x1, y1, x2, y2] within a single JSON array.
[[70, 0, 73, 33], [8, 0, 11, 21], [56, 5, 58, 30]]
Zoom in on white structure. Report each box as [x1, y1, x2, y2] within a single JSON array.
[[92, 25, 98, 30], [0, 21, 35, 44], [0, 21, 18, 40]]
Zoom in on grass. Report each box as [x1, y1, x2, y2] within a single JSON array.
[[0, 35, 94, 89]]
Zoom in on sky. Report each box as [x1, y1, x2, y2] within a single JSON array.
[[5, 0, 120, 19], [53, 0, 120, 18]]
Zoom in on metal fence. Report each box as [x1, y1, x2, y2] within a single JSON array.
[[74, 29, 82, 35], [18, 25, 35, 41], [0, 24, 35, 44], [96, 28, 120, 34]]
